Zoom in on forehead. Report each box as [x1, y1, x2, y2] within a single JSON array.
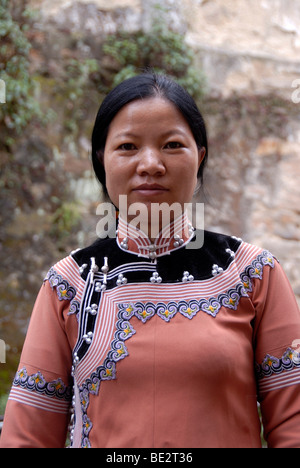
[[107, 97, 190, 135]]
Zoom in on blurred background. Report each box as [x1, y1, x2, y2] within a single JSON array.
[[0, 0, 300, 413]]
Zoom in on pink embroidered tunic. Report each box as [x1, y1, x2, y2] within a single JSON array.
[[1, 215, 300, 448]]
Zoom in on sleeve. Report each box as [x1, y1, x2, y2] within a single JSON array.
[[252, 258, 300, 448], [0, 280, 75, 448]]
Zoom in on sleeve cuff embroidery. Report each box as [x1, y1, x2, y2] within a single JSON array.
[[8, 368, 72, 414], [256, 347, 300, 394]]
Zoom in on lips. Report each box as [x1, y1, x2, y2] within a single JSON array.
[[133, 183, 169, 196], [134, 183, 168, 191]]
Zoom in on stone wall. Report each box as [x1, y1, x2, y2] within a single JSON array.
[[29, 0, 300, 97]]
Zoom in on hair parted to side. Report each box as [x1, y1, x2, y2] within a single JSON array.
[[91, 72, 208, 195]]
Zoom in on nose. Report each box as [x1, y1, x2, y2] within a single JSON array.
[[136, 147, 166, 177]]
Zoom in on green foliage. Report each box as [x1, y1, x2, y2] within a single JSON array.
[[101, 18, 206, 102], [60, 58, 100, 135], [0, 393, 8, 415], [50, 202, 81, 247], [0, 0, 42, 145]]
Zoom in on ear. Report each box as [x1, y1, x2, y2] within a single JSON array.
[[96, 149, 105, 166], [197, 147, 206, 171]]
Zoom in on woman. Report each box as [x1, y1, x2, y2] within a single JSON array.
[[1, 73, 300, 448]]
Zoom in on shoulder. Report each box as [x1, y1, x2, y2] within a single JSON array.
[[47, 238, 115, 275], [201, 229, 242, 256], [43, 240, 114, 300], [188, 229, 277, 279], [42, 240, 115, 306], [202, 230, 276, 262], [70, 237, 115, 266]]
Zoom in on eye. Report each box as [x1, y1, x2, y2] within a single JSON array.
[[164, 141, 184, 149], [118, 143, 137, 151]]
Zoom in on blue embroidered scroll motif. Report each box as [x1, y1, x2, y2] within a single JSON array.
[[75, 307, 136, 447], [240, 250, 275, 294], [45, 267, 80, 320], [256, 348, 300, 379], [45, 267, 77, 301], [13, 367, 72, 401], [256, 347, 300, 395]]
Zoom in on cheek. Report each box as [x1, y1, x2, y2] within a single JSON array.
[[103, 160, 119, 199], [176, 162, 199, 200], [178, 159, 198, 182], [104, 158, 132, 206], [106, 171, 121, 195]]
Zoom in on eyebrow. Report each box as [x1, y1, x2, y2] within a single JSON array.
[[160, 129, 187, 138], [112, 129, 187, 140], [112, 132, 139, 140]]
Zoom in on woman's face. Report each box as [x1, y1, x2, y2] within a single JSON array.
[[103, 97, 205, 223]]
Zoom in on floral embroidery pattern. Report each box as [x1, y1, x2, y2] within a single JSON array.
[[75, 307, 136, 447], [120, 290, 241, 322], [119, 289, 244, 323], [82, 414, 93, 446], [240, 250, 275, 294], [256, 347, 300, 379], [256, 347, 300, 395], [45, 267, 77, 302], [68, 299, 80, 317], [120, 299, 221, 321], [13, 368, 72, 401], [115, 251, 275, 322], [45, 267, 80, 320]]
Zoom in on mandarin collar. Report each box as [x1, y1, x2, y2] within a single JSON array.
[[116, 212, 195, 259]]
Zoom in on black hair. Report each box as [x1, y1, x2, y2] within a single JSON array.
[[91, 73, 208, 194]]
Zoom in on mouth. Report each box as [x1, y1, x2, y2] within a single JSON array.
[[133, 184, 169, 196]]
